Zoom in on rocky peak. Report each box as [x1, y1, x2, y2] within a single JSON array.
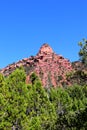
[[37, 43, 54, 56], [0, 43, 73, 87]]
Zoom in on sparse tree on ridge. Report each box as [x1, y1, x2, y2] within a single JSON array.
[[78, 38, 87, 66]]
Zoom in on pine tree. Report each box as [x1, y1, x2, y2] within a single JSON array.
[[78, 39, 87, 66], [3, 68, 29, 129], [26, 80, 56, 130]]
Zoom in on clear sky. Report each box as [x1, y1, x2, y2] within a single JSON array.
[[0, 0, 87, 68]]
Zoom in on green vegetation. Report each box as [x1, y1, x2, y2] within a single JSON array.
[[0, 67, 87, 130], [0, 40, 87, 129], [0, 68, 56, 130], [66, 70, 87, 85], [78, 38, 87, 65]]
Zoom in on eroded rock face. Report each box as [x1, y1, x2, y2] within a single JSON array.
[[37, 43, 53, 55], [0, 43, 73, 87]]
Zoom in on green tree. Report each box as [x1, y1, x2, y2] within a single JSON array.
[[78, 38, 87, 65], [3, 68, 29, 130], [26, 80, 56, 130], [30, 72, 39, 85], [49, 85, 87, 130], [66, 85, 87, 129], [49, 87, 73, 129], [75, 107, 87, 129], [0, 73, 11, 129], [0, 68, 56, 130], [0, 73, 5, 88]]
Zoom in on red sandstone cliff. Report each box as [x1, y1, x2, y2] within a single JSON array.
[[0, 43, 73, 87]]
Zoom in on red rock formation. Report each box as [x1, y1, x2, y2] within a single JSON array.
[[0, 43, 73, 87]]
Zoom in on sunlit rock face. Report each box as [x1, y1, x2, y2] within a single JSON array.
[[0, 43, 73, 87], [37, 43, 54, 55]]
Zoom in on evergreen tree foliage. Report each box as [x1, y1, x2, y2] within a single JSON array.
[[0, 68, 56, 129], [30, 72, 39, 85], [1, 68, 29, 129], [78, 39, 87, 65], [0, 67, 87, 129], [26, 80, 56, 130]]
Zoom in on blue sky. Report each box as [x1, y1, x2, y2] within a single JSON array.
[[0, 0, 87, 68]]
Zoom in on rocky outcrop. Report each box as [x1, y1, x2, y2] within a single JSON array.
[[0, 43, 73, 87]]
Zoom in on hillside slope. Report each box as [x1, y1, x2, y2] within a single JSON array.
[[0, 43, 73, 87]]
